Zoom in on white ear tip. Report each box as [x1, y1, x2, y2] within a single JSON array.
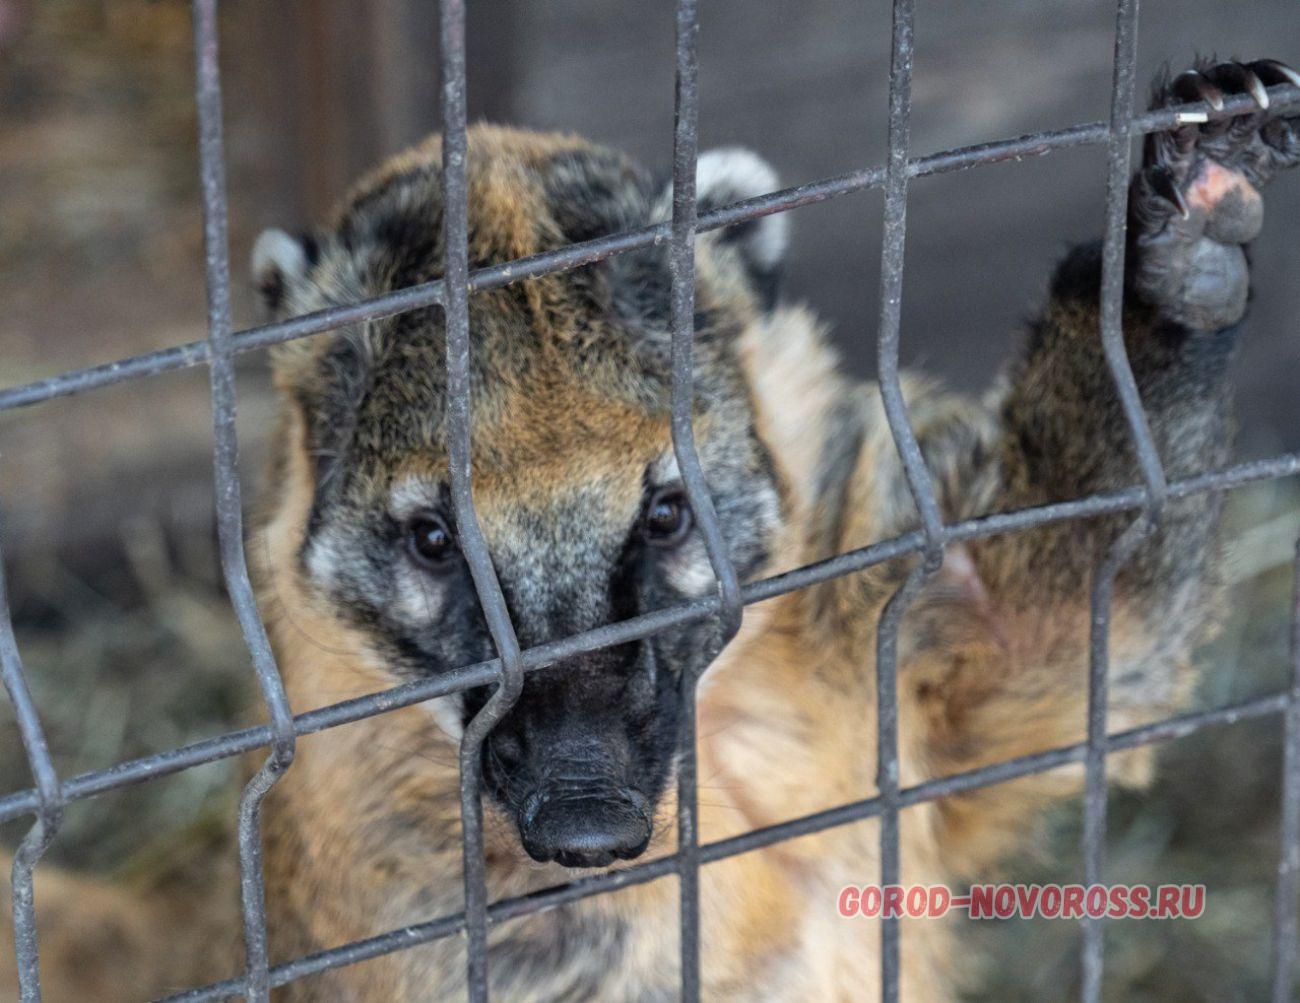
[[695, 148, 789, 270], [696, 148, 780, 200], [251, 228, 308, 283], [748, 207, 790, 270]]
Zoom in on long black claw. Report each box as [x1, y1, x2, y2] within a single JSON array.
[[1173, 69, 1225, 112], [1150, 166, 1191, 220], [1205, 61, 1271, 110], [1249, 59, 1300, 91]]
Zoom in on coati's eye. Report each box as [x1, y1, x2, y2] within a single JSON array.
[[406, 513, 458, 571], [642, 489, 693, 547]]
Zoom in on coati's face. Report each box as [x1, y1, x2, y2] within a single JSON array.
[[256, 127, 791, 869]]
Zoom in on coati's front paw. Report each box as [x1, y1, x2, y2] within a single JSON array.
[[1130, 58, 1300, 331]]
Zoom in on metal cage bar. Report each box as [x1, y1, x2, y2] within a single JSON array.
[[665, 2, 746, 997], [3, 451, 1296, 834], [0, 2, 1296, 1001], [1080, 3, 1162, 999], [192, 3, 298, 1001], [160, 686, 1296, 1002], [868, 1, 947, 998], [2, 89, 1295, 418], [437, 3, 528, 1000], [0, 514, 63, 1003]]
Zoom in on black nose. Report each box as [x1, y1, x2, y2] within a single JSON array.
[[518, 788, 652, 868]]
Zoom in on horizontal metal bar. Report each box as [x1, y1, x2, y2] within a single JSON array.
[[0, 448, 1293, 827], [1, 85, 1295, 416], [159, 686, 1289, 1003], [708, 689, 1294, 863], [158, 854, 682, 1003]]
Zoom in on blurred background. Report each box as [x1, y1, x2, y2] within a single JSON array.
[[0, 1, 1298, 999]]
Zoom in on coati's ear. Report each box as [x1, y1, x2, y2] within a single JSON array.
[[691, 149, 789, 310], [251, 228, 318, 317]]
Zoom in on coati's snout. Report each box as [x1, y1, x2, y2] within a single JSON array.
[[473, 645, 670, 868], [517, 786, 651, 868]]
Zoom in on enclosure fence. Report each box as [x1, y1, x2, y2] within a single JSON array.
[[1, 1, 1299, 1001]]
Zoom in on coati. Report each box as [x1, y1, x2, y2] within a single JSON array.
[[4, 57, 1300, 1001]]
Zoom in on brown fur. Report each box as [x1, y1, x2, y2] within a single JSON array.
[[6, 99, 1291, 1000], [245, 127, 1231, 1001]]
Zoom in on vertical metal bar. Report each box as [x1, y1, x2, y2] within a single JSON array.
[[0, 514, 63, 1003], [667, 1, 744, 999], [871, 2, 941, 1000], [874, 565, 926, 1003], [875, 0, 942, 558], [1080, 518, 1149, 1001], [437, 3, 526, 1001], [1081, 3, 1153, 1000], [1095, 0, 1163, 509], [1271, 541, 1300, 1003], [192, 3, 298, 1000]]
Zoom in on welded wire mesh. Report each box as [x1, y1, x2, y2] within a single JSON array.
[[1, 1, 1299, 1001]]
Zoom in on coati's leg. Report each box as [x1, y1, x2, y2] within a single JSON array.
[[971, 59, 1300, 629], [906, 59, 1300, 874]]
